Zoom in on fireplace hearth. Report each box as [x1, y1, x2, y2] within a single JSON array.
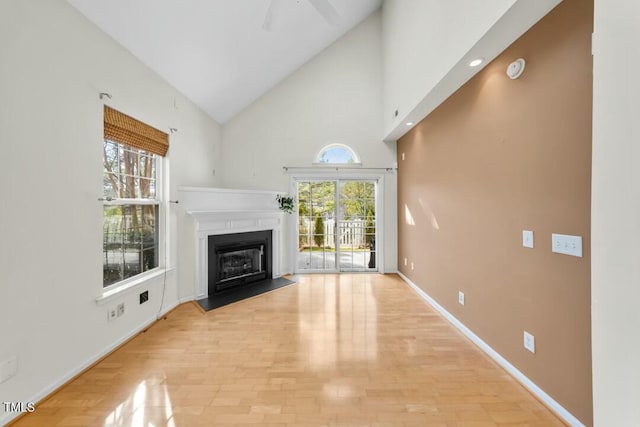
[[208, 230, 272, 295]]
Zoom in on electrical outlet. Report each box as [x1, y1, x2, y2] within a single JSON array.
[[458, 291, 465, 306], [107, 308, 117, 322], [524, 331, 535, 353], [404, 258, 407, 266], [140, 290, 149, 304], [410, 262, 414, 270], [117, 303, 125, 317]]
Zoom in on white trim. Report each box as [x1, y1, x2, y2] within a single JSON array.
[[101, 151, 167, 298], [158, 300, 180, 317], [397, 272, 585, 427], [96, 268, 175, 305], [0, 303, 179, 427], [283, 166, 395, 174], [289, 178, 298, 275], [178, 187, 281, 214], [314, 142, 361, 164], [311, 162, 363, 167], [177, 186, 281, 196], [101, 198, 160, 206], [376, 175, 385, 274], [179, 295, 195, 304], [284, 172, 389, 181], [289, 173, 385, 274], [187, 209, 279, 218]]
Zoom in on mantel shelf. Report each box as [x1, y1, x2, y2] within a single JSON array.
[[178, 187, 286, 213], [186, 210, 283, 223]]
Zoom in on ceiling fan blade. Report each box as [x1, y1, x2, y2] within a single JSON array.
[[262, 0, 276, 31], [307, 0, 340, 26]]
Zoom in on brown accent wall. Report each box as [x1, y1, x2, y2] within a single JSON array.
[[397, 0, 593, 424]]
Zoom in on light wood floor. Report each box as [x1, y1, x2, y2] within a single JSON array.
[[12, 274, 565, 426]]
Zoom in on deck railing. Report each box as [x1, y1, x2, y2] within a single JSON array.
[[299, 218, 375, 249]]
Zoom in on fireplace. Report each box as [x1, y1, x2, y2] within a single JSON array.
[[208, 230, 272, 295], [180, 187, 285, 300]]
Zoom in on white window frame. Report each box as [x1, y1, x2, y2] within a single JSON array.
[[289, 171, 385, 275], [313, 143, 362, 166], [100, 140, 166, 296]]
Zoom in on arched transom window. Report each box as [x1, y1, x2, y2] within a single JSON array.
[[314, 143, 361, 165]]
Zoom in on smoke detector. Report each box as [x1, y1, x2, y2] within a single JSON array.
[[507, 58, 526, 79]]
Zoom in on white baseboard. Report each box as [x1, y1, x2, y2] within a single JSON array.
[[397, 272, 585, 427], [179, 295, 195, 304], [1, 304, 181, 426], [158, 300, 181, 317]]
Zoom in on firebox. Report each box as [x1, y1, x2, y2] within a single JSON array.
[[208, 230, 272, 295]]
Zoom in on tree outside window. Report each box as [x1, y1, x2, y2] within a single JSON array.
[[102, 139, 159, 287]]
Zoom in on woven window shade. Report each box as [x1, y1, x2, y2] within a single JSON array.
[[104, 106, 169, 156]]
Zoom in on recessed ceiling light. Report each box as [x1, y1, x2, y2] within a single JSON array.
[[406, 122, 414, 126], [469, 58, 484, 67]]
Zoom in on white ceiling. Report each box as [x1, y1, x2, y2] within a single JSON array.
[[67, 0, 382, 124]]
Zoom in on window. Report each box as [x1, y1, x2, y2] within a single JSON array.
[[315, 143, 360, 165], [102, 106, 168, 288]]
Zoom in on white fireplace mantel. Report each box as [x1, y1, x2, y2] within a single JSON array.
[[178, 187, 286, 300], [188, 210, 282, 236]]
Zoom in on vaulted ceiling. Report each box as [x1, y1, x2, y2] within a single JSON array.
[[67, 0, 382, 124]]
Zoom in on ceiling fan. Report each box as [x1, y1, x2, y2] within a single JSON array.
[[262, 0, 340, 31]]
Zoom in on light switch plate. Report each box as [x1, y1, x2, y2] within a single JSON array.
[[522, 230, 534, 248], [524, 331, 535, 353], [551, 233, 583, 257]]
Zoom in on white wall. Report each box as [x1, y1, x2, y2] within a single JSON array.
[[591, 0, 640, 425], [220, 11, 398, 274], [382, 0, 516, 136], [381, 0, 564, 141], [0, 0, 220, 423]]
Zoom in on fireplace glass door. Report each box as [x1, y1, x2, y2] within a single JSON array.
[[218, 246, 263, 283]]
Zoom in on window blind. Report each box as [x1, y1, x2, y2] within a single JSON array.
[[103, 106, 169, 156]]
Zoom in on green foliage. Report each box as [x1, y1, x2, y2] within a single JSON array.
[[313, 215, 325, 248], [340, 181, 375, 220], [296, 181, 375, 219], [276, 195, 295, 214], [298, 217, 309, 248], [296, 180, 375, 250], [365, 209, 375, 246], [297, 181, 335, 218]]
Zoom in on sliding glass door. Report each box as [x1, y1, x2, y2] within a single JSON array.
[[296, 179, 377, 272], [297, 181, 336, 270]]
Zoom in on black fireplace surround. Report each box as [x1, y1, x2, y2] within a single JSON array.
[[208, 230, 272, 295]]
